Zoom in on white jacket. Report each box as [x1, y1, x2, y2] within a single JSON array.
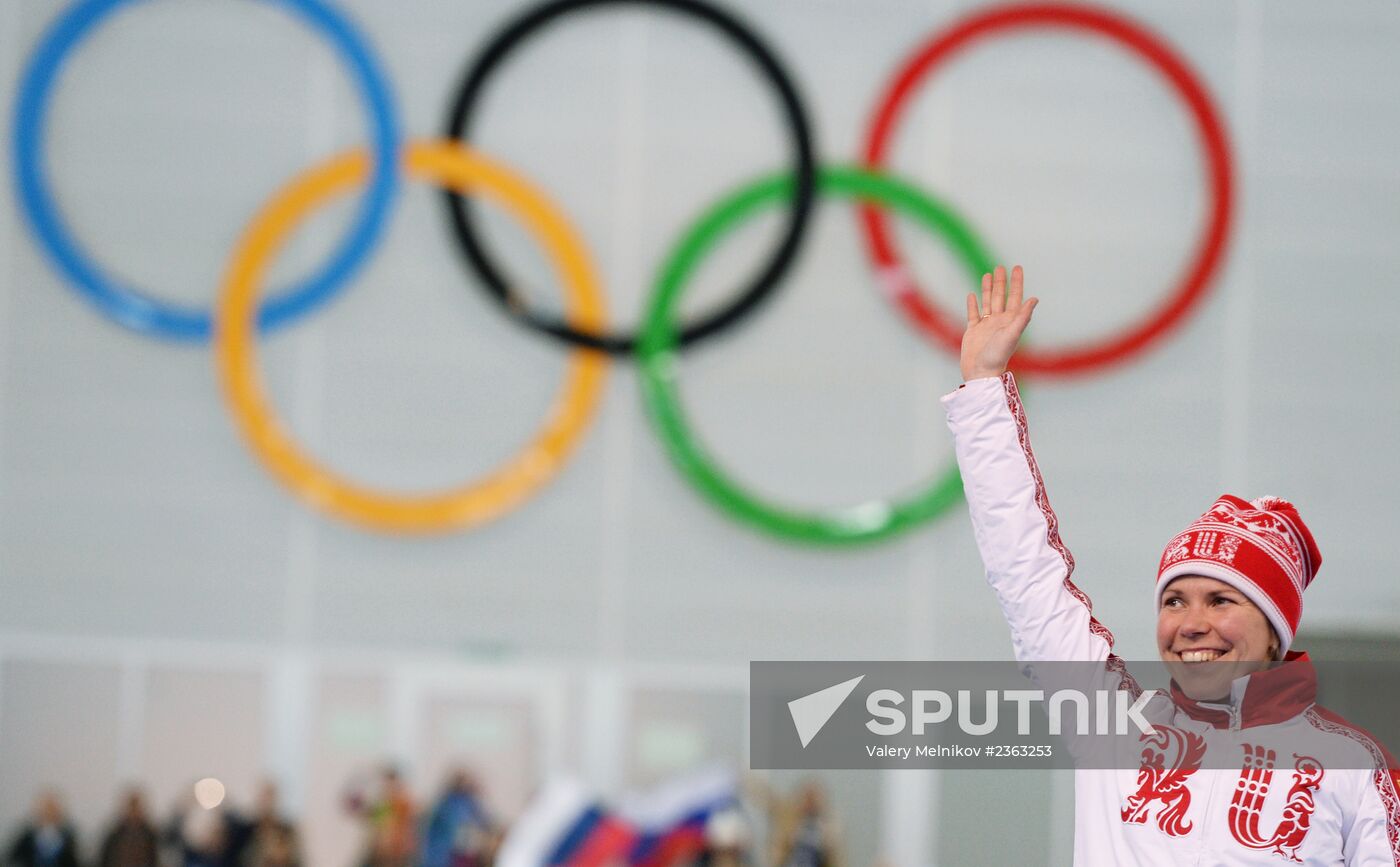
[[943, 373, 1400, 866]]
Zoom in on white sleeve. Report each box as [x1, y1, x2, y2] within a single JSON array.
[[941, 372, 1124, 669], [1342, 769, 1400, 866]]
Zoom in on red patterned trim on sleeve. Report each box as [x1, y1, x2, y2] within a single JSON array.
[[1306, 706, 1400, 863], [999, 372, 1141, 697]]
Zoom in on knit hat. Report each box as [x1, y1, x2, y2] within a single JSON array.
[[1155, 495, 1321, 655]]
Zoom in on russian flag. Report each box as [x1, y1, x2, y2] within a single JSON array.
[[499, 780, 637, 867], [620, 767, 738, 867]]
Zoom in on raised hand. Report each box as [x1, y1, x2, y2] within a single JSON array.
[[961, 264, 1038, 382]]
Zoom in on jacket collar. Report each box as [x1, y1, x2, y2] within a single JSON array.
[[1168, 651, 1316, 729]]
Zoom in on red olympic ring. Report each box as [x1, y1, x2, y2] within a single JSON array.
[[859, 2, 1235, 378]]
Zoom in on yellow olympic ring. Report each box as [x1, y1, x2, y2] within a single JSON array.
[[216, 140, 609, 533]]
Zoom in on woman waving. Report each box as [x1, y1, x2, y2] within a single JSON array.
[[942, 266, 1400, 865]]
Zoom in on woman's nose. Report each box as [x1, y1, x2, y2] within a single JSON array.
[[1178, 607, 1211, 635]]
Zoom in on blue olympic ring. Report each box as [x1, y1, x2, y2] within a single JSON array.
[[11, 0, 402, 341]]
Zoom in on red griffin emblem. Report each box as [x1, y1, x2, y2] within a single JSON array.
[[1122, 725, 1208, 836], [1228, 745, 1324, 862]]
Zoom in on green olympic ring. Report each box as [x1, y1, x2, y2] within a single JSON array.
[[638, 165, 996, 545]]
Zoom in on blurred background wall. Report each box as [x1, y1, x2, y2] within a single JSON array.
[[1, 0, 1398, 864]]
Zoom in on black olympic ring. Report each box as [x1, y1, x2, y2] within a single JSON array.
[[440, 0, 818, 355]]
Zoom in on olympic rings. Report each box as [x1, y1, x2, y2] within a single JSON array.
[[12, 0, 401, 341], [16, 0, 1234, 541], [441, 0, 817, 356], [638, 166, 991, 545], [859, 2, 1235, 378], [216, 140, 608, 533]]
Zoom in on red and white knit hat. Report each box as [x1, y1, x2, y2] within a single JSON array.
[[1155, 495, 1322, 655]]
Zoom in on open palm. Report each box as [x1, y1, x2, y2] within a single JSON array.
[[961, 265, 1038, 381]]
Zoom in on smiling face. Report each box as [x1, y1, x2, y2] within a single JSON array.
[[1157, 575, 1280, 701]]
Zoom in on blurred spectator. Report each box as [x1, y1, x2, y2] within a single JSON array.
[[344, 766, 416, 867], [242, 825, 297, 867], [165, 781, 297, 867], [696, 806, 754, 867], [236, 783, 299, 867], [164, 789, 230, 867], [421, 769, 496, 867], [97, 789, 159, 867], [6, 790, 81, 867], [164, 784, 243, 867], [767, 782, 843, 867]]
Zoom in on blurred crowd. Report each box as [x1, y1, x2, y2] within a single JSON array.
[[5, 769, 843, 867], [5, 783, 297, 867]]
